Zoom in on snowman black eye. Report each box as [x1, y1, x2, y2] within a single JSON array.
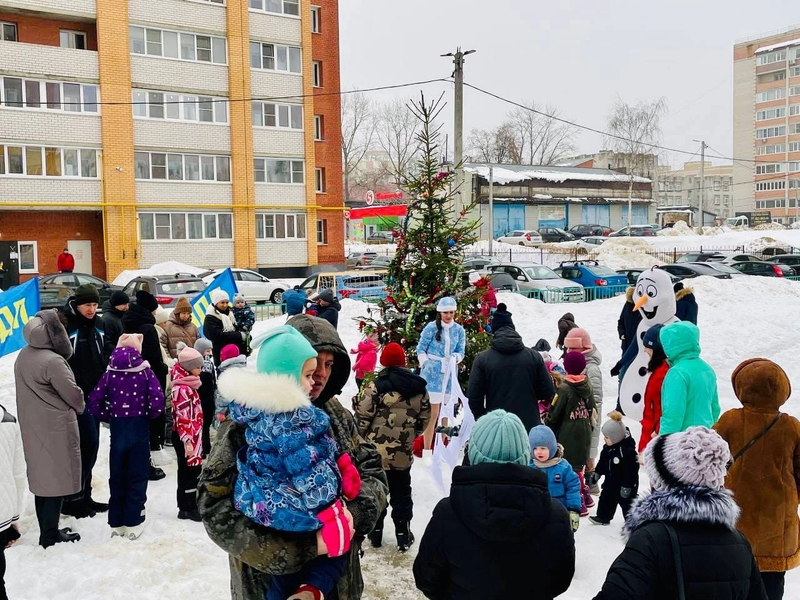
[[646, 285, 657, 298], [636, 284, 644, 297]]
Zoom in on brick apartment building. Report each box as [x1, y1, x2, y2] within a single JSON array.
[[0, 0, 344, 284], [734, 26, 800, 224]]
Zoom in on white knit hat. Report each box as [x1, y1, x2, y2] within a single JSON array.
[[436, 296, 457, 312], [644, 427, 731, 491], [210, 288, 230, 306]]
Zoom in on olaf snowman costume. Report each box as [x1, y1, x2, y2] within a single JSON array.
[[618, 267, 679, 421]]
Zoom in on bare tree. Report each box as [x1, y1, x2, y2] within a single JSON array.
[[508, 101, 577, 165], [374, 98, 421, 185], [341, 90, 374, 200], [605, 97, 667, 230], [466, 125, 517, 164]]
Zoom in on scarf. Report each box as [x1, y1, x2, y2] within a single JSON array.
[[172, 373, 201, 390], [208, 304, 237, 333]]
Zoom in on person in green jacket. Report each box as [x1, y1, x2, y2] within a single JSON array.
[[659, 321, 720, 435]]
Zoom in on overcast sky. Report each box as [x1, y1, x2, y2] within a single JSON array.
[[339, 0, 797, 168]]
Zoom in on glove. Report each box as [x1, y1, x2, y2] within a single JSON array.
[[317, 499, 351, 557], [610, 363, 621, 377], [336, 453, 362, 501], [620, 487, 632, 499], [422, 449, 433, 468], [585, 471, 600, 486], [412, 435, 424, 458], [569, 511, 580, 532]]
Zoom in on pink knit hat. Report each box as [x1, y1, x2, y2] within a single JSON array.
[[178, 345, 204, 372], [117, 333, 143, 354], [220, 344, 240, 363], [564, 328, 593, 353]]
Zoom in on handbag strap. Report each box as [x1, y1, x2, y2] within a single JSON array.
[[661, 523, 686, 600], [732, 413, 781, 463]]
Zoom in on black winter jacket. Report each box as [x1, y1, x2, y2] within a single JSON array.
[[594, 486, 767, 600], [122, 303, 168, 391], [203, 310, 246, 366], [467, 328, 555, 433], [101, 300, 125, 358], [316, 298, 341, 329], [595, 432, 639, 492], [414, 463, 575, 600], [617, 289, 643, 354], [62, 301, 109, 397]]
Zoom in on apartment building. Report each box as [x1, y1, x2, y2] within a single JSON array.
[[658, 161, 732, 224], [0, 0, 344, 285], [733, 26, 800, 224]]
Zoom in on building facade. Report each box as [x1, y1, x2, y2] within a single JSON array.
[[733, 26, 800, 224], [657, 161, 731, 225], [0, 0, 344, 284], [464, 163, 655, 239]]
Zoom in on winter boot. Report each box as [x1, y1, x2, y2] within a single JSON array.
[[61, 499, 96, 519], [149, 458, 166, 481], [178, 509, 202, 522], [126, 523, 146, 540], [87, 499, 109, 513], [582, 485, 595, 509], [40, 528, 81, 548], [589, 516, 610, 526], [110, 527, 127, 538], [394, 520, 415, 553], [368, 527, 383, 548]]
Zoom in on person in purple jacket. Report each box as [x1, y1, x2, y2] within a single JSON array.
[[89, 333, 165, 540]]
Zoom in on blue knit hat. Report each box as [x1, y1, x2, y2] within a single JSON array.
[[253, 325, 318, 383], [468, 410, 531, 466], [643, 323, 664, 350], [528, 425, 557, 459]]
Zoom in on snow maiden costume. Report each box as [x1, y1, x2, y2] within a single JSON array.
[[416, 297, 466, 405]]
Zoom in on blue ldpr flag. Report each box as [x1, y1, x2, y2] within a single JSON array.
[[191, 268, 238, 338], [0, 278, 40, 358]]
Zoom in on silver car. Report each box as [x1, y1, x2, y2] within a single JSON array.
[[489, 262, 584, 302]]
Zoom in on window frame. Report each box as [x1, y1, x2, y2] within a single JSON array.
[[249, 41, 302, 73], [59, 30, 87, 50], [0, 144, 99, 179], [315, 166, 325, 193], [1, 76, 100, 114], [130, 25, 227, 65], [251, 101, 303, 130], [138, 211, 233, 241], [255, 212, 307, 239], [253, 158, 305, 184], [312, 60, 322, 87], [313, 114, 324, 140], [1, 21, 17, 42], [311, 6, 321, 33], [131, 88, 227, 124], [17, 241, 38, 274], [249, 0, 300, 17], [316, 218, 327, 245], [134, 151, 231, 183], [756, 107, 787, 121], [756, 125, 787, 139]]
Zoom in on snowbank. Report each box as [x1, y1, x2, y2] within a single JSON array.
[[657, 220, 696, 237], [587, 238, 661, 270], [112, 261, 208, 286]]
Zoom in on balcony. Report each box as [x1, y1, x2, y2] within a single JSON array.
[[0, 109, 101, 146], [129, 0, 225, 35], [130, 55, 228, 95], [252, 128, 304, 155], [251, 70, 302, 101], [0, 40, 98, 81], [134, 119, 231, 154], [250, 11, 302, 46], [0, 0, 96, 19]]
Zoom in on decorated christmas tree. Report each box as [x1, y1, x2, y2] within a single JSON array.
[[358, 93, 491, 380]]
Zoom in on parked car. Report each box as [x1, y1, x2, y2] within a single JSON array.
[[488, 263, 583, 303], [462, 255, 502, 270], [609, 226, 658, 237], [38, 273, 123, 311], [345, 252, 378, 268], [766, 254, 800, 268], [729, 261, 795, 278], [575, 236, 608, 252], [553, 260, 628, 299], [200, 268, 289, 304], [568, 224, 612, 238], [298, 271, 389, 301], [660, 263, 732, 280], [122, 273, 206, 309], [496, 230, 543, 247], [616, 268, 679, 286], [365, 231, 395, 244], [675, 251, 728, 263], [693, 262, 746, 278], [355, 256, 393, 270], [760, 246, 796, 257], [538, 228, 575, 243], [461, 270, 517, 292], [720, 254, 764, 265]]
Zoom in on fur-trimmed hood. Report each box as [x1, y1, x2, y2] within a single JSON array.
[[624, 485, 740, 540], [23, 309, 73, 359], [218, 368, 310, 414]]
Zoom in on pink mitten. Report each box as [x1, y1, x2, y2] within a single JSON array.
[[318, 499, 351, 557], [336, 453, 362, 500]]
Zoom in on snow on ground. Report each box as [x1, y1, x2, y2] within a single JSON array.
[[111, 261, 209, 286], [586, 238, 662, 270], [5, 277, 800, 598]]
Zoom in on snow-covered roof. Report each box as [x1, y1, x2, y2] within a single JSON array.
[[755, 37, 800, 53], [464, 163, 651, 185]]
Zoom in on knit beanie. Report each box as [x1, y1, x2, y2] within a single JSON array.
[[490, 303, 515, 332], [117, 333, 143, 354], [601, 411, 627, 445], [109, 290, 130, 307], [73, 284, 100, 306], [210, 288, 230, 306], [255, 325, 318, 383], [642, 324, 664, 351], [563, 351, 587, 376], [380, 342, 406, 368], [233, 292, 246, 305], [564, 327, 592, 352], [135, 290, 159, 313], [194, 338, 213, 355], [178, 345, 204, 372], [468, 410, 531, 467], [528, 425, 557, 460], [155, 306, 169, 325], [644, 427, 731, 491], [318, 288, 335, 304], [220, 344, 241, 363], [174, 297, 192, 315], [533, 338, 551, 353]]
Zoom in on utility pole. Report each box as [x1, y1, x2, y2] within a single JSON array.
[[698, 141, 706, 229], [442, 47, 475, 216], [488, 166, 494, 255]]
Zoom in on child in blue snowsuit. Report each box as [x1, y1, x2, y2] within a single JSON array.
[[528, 424, 581, 532], [221, 325, 362, 600], [232, 293, 256, 356]]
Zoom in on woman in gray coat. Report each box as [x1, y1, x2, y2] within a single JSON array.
[[15, 309, 85, 548]]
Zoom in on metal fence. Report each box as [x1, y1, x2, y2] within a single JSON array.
[[253, 303, 284, 320]]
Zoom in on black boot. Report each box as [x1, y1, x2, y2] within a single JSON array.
[[368, 527, 383, 548], [149, 458, 166, 481], [40, 528, 81, 549], [61, 499, 96, 519], [394, 520, 415, 553], [178, 509, 202, 522], [87, 499, 109, 513]]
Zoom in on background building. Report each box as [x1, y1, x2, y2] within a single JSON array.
[[0, 0, 344, 284], [657, 161, 731, 225], [734, 26, 800, 224]]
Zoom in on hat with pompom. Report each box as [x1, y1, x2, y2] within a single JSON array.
[[601, 411, 627, 445], [468, 410, 531, 466], [644, 427, 731, 491]]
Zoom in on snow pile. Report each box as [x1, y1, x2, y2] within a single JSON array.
[[588, 237, 661, 270], [464, 165, 651, 185], [112, 261, 208, 286], [657, 220, 696, 236], [755, 222, 788, 231]]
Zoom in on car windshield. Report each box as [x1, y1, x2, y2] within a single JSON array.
[[590, 266, 617, 276], [704, 263, 739, 274], [157, 280, 203, 294], [524, 266, 559, 279]]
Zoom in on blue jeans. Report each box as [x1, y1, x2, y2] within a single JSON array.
[[108, 417, 150, 527]]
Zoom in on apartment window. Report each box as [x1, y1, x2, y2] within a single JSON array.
[[251, 101, 303, 129], [791, 67, 800, 78], [1, 22, 17, 42], [757, 143, 787, 155], [255, 213, 307, 239], [791, 86, 800, 97], [316, 219, 327, 244], [16, 241, 37, 274], [131, 89, 227, 123], [713, 178, 721, 191], [311, 6, 321, 33], [130, 26, 226, 64], [790, 179, 800, 189], [756, 125, 786, 139], [757, 50, 787, 65], [0, 144, 98, 178], [249, 0, 299, 16], [790, 142, 800, 152], [756, 180, 786, 191], [253, 158, 304, 183], [249, 42, 301, 73], [792, 123, 800, 134], [135, 151, 229, 182], [791, 162, 800, 172], [60, 30, 87, 50], [756, 163, 783, 174], [315, 167, 325, 192], [713, 195, 720, 205], [724, 196, 729, 205], [139, 212, 232, 241], [314, 115, 324, 140], [757, 71, 787, 84], [756, 88, 786, 103], [756, 107, 786, 121], [312, 61, 322, 87], [0, 77, 99, 113]]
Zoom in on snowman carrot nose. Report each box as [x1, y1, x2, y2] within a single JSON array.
[[633, 295, 649, 312]]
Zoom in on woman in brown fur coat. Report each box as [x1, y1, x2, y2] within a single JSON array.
[[714, 358, 800, 600]]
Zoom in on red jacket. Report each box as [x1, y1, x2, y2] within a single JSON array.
[[639, 361, 669, 452], [170, 364, 204, 466], [57, 252, 75, 272], [351, 339, 378, 380]]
